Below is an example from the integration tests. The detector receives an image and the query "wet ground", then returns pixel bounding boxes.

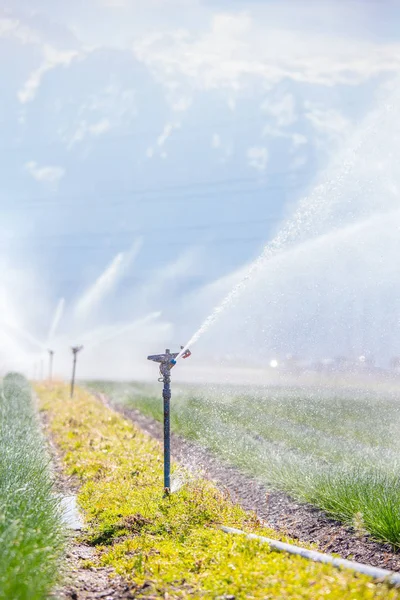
[41,412,136,600]
[100,395,400,573]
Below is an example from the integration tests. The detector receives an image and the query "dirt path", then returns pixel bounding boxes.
[98,395,400,573]
[41,412,136,600]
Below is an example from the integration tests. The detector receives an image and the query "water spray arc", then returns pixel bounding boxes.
[147,347,191,495]
[70,346,83,398]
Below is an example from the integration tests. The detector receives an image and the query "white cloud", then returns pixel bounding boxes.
[25,161,65,185]
[247,146,269,171]
[171,97,192,112]
[211,133,221,148]
[133,11,400,94]
[67,118,111,147]
[89,118,111,135]
[146,121,180,159]
[292,133,308,148]
[210,133,233,163]
[305,103,350,141]
[0,17,41,46]
[80,85,137,121]
[18,45,79,104]
[61,85,136,148]
[261,93,297,127]
[157,121,180,147]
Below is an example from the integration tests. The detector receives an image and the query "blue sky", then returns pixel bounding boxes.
[1,0,400,377]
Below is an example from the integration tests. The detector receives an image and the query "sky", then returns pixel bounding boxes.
[1,0,400,379]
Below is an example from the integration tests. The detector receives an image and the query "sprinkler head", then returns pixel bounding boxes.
[148,347,192,365]
[148,347,192,376]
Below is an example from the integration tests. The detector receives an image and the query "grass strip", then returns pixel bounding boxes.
[0,373,64,600]
[37,383,400,599]
[91,382,400,548]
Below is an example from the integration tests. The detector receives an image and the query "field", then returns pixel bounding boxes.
[37,383,400,599]
[89,380,400,548]
[1,374,398,597]
[0,374,63,600]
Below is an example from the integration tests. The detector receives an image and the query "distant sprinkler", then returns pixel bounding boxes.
[147,346,191,495]
[70,345,84,398]
[48,349,54,382]
[270,359,279,369]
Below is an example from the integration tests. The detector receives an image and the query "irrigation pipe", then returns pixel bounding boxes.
[220,526,400,587]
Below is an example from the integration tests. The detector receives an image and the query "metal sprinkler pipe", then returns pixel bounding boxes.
[70,346,83,398]
[147,347,191,495]
[220,526,400,587]
[48,349,54,382]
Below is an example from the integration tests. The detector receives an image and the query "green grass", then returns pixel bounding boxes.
[38,384,400,599]
[0,374,64,600]
[89,380,400,548]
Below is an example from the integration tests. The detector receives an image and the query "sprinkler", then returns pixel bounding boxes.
[147,347,191,495]
[70,345,83,398]
[48,349,54,382]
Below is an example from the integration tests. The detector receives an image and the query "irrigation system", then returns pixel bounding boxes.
[70,345,83,398]
[47,349,54,382]
[221,526,400,587]
[147,347,191,494]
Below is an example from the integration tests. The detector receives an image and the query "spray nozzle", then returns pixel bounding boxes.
[148,346,192,375]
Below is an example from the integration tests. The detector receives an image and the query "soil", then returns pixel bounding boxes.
[40,412,137,600]
[97,395,400,573]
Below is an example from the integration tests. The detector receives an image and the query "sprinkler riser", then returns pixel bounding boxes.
[147,347,191,495]
[163,375,171,494]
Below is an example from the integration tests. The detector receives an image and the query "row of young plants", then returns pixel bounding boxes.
[0,374,63,600]
[38,383,399,599]
[89,381,400,548]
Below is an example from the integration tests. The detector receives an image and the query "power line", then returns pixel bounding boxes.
[7,234,272,252]
[2,177,307,211]
[6,216,281,242]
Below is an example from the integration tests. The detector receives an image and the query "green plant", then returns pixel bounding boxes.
[38,384,400,599]
[89,380,400,547]
[0,374,64,599]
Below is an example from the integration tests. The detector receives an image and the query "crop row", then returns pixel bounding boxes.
[37,383,400,599]
[90,381,400,547]
[0,374,63,600]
